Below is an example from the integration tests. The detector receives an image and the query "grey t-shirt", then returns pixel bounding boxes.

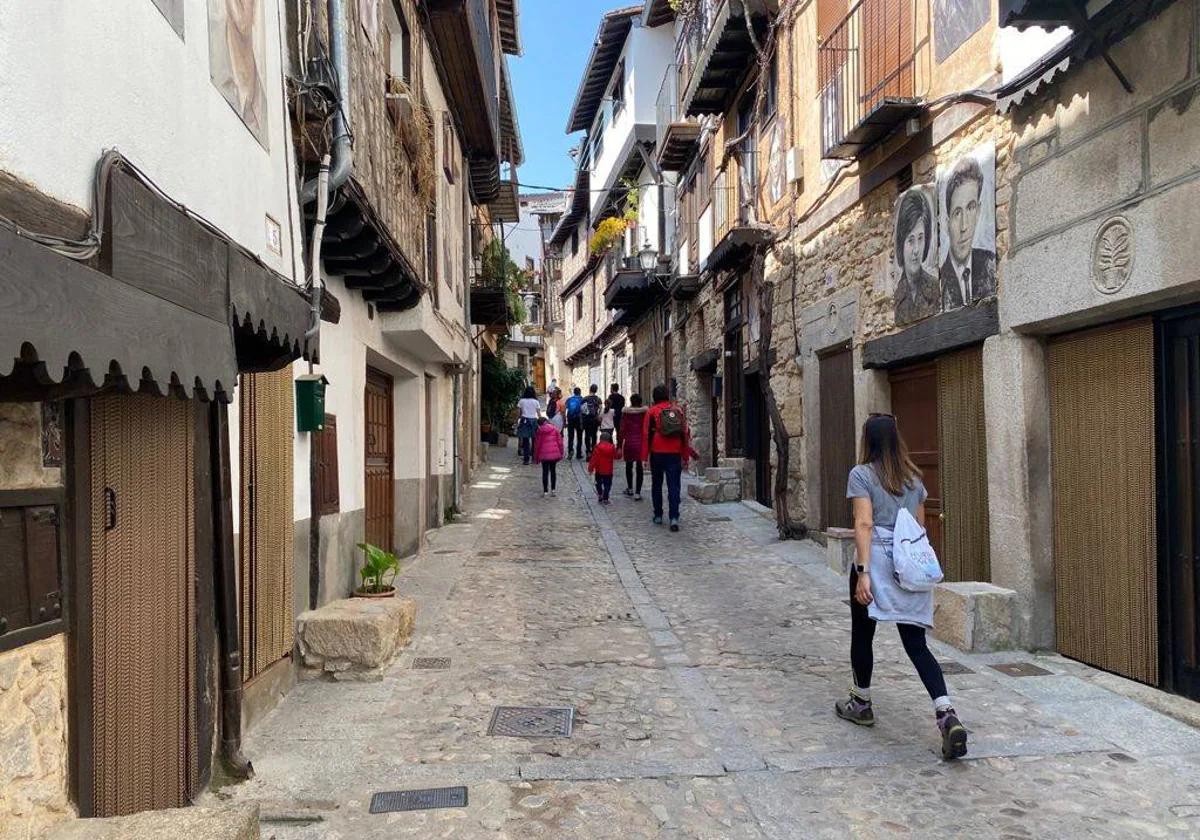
[846,464,927,530]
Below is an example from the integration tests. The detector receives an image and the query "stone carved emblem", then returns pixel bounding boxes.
[826,302,838,336]
[1091,217,1134,295]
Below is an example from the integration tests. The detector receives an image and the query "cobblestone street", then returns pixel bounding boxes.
[219,452,1200,839]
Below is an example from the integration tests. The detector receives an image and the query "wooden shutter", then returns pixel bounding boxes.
[1050,318,1157,684]
[862,0,915,106]
[314,414,340,516]
[817,0,849,39]
[0,497,62,639]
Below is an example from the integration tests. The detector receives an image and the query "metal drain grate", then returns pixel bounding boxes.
[938,661,974,675]
[487,706,574,738]
[412,657,451,670]
[990,662,1053,678]
[369,787,468,813]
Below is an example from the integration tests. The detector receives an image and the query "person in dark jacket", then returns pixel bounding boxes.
[617,393,647,500]
[607,383,626,430]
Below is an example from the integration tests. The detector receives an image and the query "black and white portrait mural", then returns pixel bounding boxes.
[934,0,990,63]
[892,184,940,326]
[938,143,997,312]
[208,0,268,148]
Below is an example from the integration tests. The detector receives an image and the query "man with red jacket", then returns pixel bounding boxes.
[642,383,690,531]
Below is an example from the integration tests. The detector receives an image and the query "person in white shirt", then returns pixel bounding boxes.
[516,387,541,466]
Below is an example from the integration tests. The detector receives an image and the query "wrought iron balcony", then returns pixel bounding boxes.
[657,64,702,172]
[817,0,925,159]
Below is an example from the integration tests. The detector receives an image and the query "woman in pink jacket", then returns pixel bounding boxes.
[532,417,566,498]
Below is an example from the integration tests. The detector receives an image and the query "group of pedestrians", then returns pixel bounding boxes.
[525,381,691,531]
[523,381,968,759]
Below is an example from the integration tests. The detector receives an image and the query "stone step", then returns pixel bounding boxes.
[933,582,1017,653]
[296,594,416,681]
[48,804,258,840]
[704,467,740,482]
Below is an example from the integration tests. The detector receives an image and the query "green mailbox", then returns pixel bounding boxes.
[295,374,328,432]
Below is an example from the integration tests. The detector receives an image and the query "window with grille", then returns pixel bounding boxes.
[0,490,63,652]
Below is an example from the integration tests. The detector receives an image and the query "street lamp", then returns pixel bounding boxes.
[638,239,658,274]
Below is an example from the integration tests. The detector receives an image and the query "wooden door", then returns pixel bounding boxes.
[819,348,856,530]
[937,347,990,582]
[711,393,720,468]
[425,375,439,530]
[1050,319,1157,685]
[746,373,772,506]
[364,368,395,552]
[1163,311,1200,699]
[889,362,942,558]
[85,395,198,816]
[239,368,296,682]
[533,357,546,395]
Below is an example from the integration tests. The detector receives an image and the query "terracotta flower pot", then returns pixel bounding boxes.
[352,586,396,599]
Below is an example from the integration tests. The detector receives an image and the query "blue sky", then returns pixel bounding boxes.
[510,0,627,192]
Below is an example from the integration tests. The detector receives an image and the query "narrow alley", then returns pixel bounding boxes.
[220,450,1200,839]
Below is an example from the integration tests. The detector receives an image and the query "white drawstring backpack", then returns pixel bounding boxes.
[891,507,944,592]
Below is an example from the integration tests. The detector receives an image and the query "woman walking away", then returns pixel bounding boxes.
[836,414,968,760]
[617,394,647,499]
[516,386,540,466]
[588,430,617,504]
[532,417,564,498]
[547,388,565,435]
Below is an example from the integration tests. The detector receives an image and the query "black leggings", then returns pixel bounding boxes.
[625,459,644,493]
[849,569,947,701]
[541,461,558,492]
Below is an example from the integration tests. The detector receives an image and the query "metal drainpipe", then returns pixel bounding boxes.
[212,401,253,779]
[306,160,330,611]
[300,0,353,204]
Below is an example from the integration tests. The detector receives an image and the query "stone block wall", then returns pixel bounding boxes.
[762,109,1019,525]
[0,635,74,838]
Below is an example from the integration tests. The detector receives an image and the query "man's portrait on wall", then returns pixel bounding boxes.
[892,184,941,326]
[937,143,997,311]
[208,0,269,148]
[934,0,990,64]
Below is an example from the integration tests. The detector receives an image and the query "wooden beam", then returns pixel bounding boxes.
[862,300,999,369]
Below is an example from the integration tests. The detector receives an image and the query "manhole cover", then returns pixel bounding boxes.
[487,706,574,738]
[369,787,468,813]
[990,662,1053,678]
[412,657,450,670]
[707,516,732,522]
[939,661,974,675]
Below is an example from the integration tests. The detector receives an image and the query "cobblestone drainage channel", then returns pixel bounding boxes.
[487,706,575,738]
[369,787,468,813]
[411,657,451,670]
[990,662,1054,677]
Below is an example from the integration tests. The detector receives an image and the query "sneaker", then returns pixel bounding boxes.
[551,490,557,497]
[937,710,968,760]
[542,491,549,499]
[624,488,634,497]
[652,515,663,525]
[835,694,875,727]
[634,494,642,501]
[669,518,680,532]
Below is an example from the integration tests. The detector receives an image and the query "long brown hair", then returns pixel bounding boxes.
[858,414,921,496]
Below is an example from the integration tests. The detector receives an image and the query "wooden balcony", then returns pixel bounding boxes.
[680,0,778,117]
[656,64,702,172]
[817,0,925,160]
[426,0,503,200]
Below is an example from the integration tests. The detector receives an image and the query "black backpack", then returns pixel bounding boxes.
[657,405,685,438]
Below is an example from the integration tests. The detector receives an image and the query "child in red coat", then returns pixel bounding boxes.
[532,418,565,498]
[588,430,618,504]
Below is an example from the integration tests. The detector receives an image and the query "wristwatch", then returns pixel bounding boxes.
[855,565,868,574]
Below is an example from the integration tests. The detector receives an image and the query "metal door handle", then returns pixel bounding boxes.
[104,487,117,531]
[938,513,945,521]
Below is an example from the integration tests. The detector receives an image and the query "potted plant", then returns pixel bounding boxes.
[353,542,400,598]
